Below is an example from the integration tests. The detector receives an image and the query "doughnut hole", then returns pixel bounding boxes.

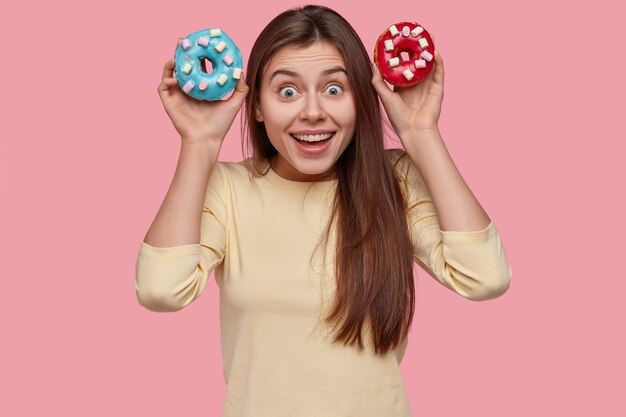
[399,50,415,62]
[200,58,214,74]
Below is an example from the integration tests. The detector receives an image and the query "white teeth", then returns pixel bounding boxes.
[292,133,334,142]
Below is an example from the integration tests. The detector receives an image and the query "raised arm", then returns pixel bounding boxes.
[134,51,246,311]
[134,144,228,312]
[143,143,219,248]
[373,47,512,301]
[390,149,512,301]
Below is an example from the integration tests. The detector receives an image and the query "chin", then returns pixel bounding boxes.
[293,160,333,174]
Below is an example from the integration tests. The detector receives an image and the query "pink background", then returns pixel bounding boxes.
[2,0,624,415]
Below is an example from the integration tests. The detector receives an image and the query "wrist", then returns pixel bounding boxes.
[181,139,221,158]
[400,126,441,142]
[181,134,223,149]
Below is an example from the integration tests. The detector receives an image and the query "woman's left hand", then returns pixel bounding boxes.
[371,48,444,138]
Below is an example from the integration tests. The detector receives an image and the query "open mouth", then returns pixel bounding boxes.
[290,133,335,145]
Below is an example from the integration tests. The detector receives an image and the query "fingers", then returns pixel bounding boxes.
[159,37,184,94]
[157,77,179,102]
[228,74,250,107]
[370,62,394,106]
[234,74,249,93]
[158,77,178,91]
[432,49,444,88]
[162,38,183,80]
[159,58,178,99]
[162,57,176,80]
[429,32,444,87]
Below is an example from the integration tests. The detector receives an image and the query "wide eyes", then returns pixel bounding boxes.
[279,86,297,98]
[325,84,343,96]
[278,83,344,98]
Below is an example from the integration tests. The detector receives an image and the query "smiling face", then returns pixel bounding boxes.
[255,41,357,182]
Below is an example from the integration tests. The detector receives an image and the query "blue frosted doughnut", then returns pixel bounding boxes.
[174,28,243,101]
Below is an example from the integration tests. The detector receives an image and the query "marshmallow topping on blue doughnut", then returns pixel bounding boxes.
[174,28,243,101]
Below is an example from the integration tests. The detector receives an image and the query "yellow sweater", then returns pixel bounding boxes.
[134,149,512,417]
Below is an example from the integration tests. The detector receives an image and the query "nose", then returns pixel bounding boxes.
[299,93,327,122]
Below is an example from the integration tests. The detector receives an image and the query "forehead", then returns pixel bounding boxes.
[264,41,346,73]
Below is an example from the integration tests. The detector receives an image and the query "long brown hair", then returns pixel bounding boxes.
[242,4,415,355]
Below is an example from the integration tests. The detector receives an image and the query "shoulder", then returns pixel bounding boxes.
[385,148,416,173]
[203,158,264,214]
[208,158,268,196]
[211,159,255,185]
[384,148,412,180]
[384,148,428,200]
[385,147,407,162]
[217,158,266,176]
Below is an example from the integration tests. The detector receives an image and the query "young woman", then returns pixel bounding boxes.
[135,5,512,416]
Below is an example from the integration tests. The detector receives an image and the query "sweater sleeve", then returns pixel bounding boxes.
[133,162,229,312]
[388,149,513,301]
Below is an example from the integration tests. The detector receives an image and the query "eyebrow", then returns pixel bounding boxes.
[268,66,347,83]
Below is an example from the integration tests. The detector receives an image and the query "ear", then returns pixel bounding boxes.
[255,105,264,122]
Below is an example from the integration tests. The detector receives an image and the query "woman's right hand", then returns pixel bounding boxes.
[157,38,250,147]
